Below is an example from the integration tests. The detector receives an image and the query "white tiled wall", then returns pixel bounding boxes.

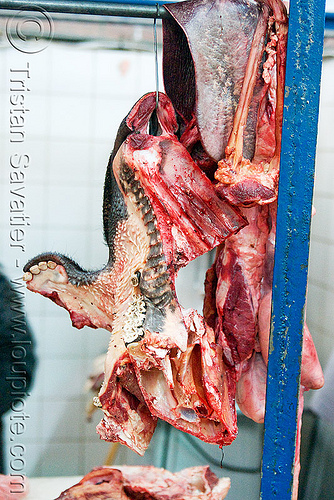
[307,57,334,370]
[0,40,163,478]
[0,23,333,500]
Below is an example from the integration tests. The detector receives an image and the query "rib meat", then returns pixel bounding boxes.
[54,465,231,500]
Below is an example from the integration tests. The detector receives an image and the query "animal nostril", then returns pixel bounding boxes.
[131,271,141,287]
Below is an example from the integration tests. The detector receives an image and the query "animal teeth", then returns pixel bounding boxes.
[23,271,33,282]
[38,261,47,270]
[47,261,57,269]
[30,265,41,275]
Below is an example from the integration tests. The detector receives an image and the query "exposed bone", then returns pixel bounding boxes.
[30,265,41,275]
[226,10,269,167]
[23,271,33,282]
[38,261,48,271]
[93,396,102,408]
[48,261,57,269]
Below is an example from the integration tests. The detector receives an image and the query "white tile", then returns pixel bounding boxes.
[309,329,334,370]
[25,290,44,317]
[95,50,138,99]
[40,296,70,319]
[4,399,44,442]
[23,443,46,477]
[319,59,334,106]
[41,358,86,399]
[314,151,334,197]
[24,228,50,264]
[39,442,82,476]
[48,139,91,184]
[24,93,50,139]
[45,186,89,229]
[0,95,7,138]
[308,239,328,284]
[43,314,85,359]
[91,141,110,184]
[20,184,48,231]
[26,314,46,357]
[49,95,93,140]
[41,399,86,441]
[83,440,113,470]
[306,282,326,330]
[83,405,104,441]
[28,359,45,398]
[85,184,104,228]
[176,253,210,311]
[321,288,334,335]
[136,51,160,98]
[81,327,110,361]
[317,103,334,151]
[25,48,51,94]
[92,96,134,142]
[0,179,8,227]
[3,440,46,477]
[0,51,6,91]
[50,45,94,96]
[5,50,32,89]
[18,138,49,183]
[310,197,334,242]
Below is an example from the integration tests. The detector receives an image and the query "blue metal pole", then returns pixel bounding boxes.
[260,0,326,499]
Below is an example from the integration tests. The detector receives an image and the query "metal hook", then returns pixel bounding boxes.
[154,3,159,110]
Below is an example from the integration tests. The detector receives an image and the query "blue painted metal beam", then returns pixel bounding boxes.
[260,0,326,499]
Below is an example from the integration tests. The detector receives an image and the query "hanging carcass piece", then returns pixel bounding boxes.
[54,465,231,500]
[163,0,286,178]
[163,2,324,496]
[164,0,323,408]
[162,0,291,390]
[23,92,246,454]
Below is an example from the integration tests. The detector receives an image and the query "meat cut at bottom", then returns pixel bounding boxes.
[54,465,231,500]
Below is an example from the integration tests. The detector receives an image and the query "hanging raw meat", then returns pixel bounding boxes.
[54,465,231,500]
[162,0,323,408]
[0,475,28,500]
[23,2,324,496]
[23,91,245,454]
[162,0,323,497]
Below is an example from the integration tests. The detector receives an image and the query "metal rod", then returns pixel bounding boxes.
[0,0,173,18]
[260,0,326,498]
[153,8,159,108]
